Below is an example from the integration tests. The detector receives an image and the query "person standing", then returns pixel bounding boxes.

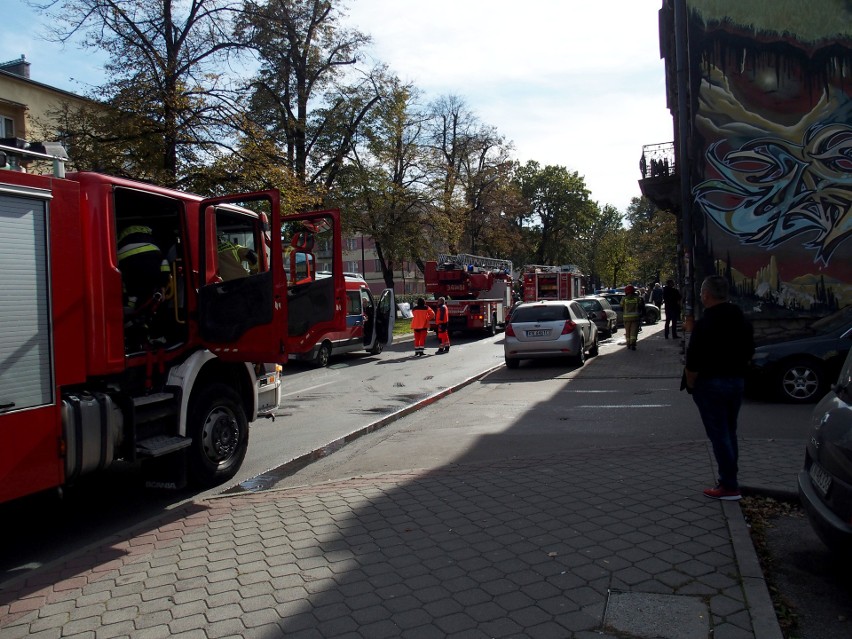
[662,279,682,339]
[435,297,451,353]
[621,285,642,350]
[410,298,435,358]
[651,282,664,307]
[683,275,754,500]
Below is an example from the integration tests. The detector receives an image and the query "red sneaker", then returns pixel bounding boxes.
[703,486,741,501]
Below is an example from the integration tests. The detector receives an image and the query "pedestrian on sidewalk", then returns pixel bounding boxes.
[410,297,435,357]
[435,297,451,353]
[683,275,754,501]
[651,282,663,307]
[662,279,682,339]
[621,285,642,350]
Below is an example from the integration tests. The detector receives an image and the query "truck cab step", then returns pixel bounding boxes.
[136,435,192,458]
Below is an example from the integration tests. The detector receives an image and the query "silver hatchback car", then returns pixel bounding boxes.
[504,300,598,369]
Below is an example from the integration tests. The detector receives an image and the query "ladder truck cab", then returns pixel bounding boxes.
[522,264,585,302]
[424,253,514,336]
[0,141,342,505]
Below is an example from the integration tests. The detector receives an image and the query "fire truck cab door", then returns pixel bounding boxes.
[197,191,286,362]
[364,288,395,351]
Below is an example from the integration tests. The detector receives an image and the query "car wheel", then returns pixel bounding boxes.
[314,341,332,367]
[777,359,825,403]
[574,339,586,366]
[505,357,519,369]
[187,384,248,487]
[589,335,599,357]
[645,309,659,324]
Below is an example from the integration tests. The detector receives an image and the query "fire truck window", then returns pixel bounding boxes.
[346,291,361,316]
[215,210,263,281]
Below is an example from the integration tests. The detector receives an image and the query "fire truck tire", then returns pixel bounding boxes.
[487,314,497,336]
[187,384,249,487]
[314,342,332,367]
[369,340,384,355]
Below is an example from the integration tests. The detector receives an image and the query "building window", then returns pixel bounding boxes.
[1,117,14,138]
[374,259,382,272]
[345,237,358,251]
[344,260,360,273]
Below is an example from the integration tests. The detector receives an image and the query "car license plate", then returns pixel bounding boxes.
[809,462,832,495]
[526,329,550,337]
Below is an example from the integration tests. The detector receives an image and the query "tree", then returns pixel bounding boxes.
[579,203,624,291]
[624,196,678,285]
[331,77,430,289]
[36,0,250,187]
[513,161,595,266]
[238,0,378,191]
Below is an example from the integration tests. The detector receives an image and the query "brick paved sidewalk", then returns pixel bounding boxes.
[1,441,774,639]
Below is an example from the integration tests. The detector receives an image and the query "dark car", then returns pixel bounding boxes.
[575,296,618,337]
[798,347,852,556]
[599,292,661,326]
[504,300,598,369]
[748,306,852,403]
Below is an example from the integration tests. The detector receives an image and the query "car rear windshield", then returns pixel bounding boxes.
[512,305,569,322]
[577,300,599,312]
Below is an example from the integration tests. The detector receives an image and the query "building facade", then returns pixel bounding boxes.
[641,0,851,330]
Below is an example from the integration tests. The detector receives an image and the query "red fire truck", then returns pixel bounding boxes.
[0,142,345,504]
[424,253,514,336]
[522,264,584,302]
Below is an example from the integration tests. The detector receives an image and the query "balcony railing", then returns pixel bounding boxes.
[639,142,676,179]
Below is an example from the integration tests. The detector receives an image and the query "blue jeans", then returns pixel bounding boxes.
[692,376,744,490]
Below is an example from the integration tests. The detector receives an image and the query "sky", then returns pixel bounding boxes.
[1,0,673,214]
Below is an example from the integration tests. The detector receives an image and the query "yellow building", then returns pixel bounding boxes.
[0,55,91,144]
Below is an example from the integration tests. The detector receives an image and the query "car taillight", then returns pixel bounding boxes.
[562,320,577,334]
[506,323,516,337]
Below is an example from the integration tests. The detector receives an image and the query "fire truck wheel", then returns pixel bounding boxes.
[187,384,249,487]
[487,315,497,336]
[314,342,332,367]
[369,340,384,355]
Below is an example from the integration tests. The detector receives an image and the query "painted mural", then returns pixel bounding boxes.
[688,0,851,315]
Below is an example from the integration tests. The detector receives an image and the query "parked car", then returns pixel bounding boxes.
[599,292,661,326]
[798,346,852,557]
[748,306,852,403]
[575,296,618,337]
[504,300,598,369]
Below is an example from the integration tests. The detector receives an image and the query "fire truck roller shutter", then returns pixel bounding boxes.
[0,193,52,411]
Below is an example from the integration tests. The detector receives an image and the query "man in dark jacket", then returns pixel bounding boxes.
[662,279,682,338]
[683,275,754,500]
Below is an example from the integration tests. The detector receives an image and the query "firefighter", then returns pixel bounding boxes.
[435,296,451,353]
[410,297,435,357]
[117,225,170,312]
[622,285,643,350]
[218,236,259,280]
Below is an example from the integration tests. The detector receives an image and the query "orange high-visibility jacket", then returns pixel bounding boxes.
[411,306,435,330]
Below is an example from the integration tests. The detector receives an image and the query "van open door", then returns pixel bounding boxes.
[197,190,287,362]
[364,288,395,354]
